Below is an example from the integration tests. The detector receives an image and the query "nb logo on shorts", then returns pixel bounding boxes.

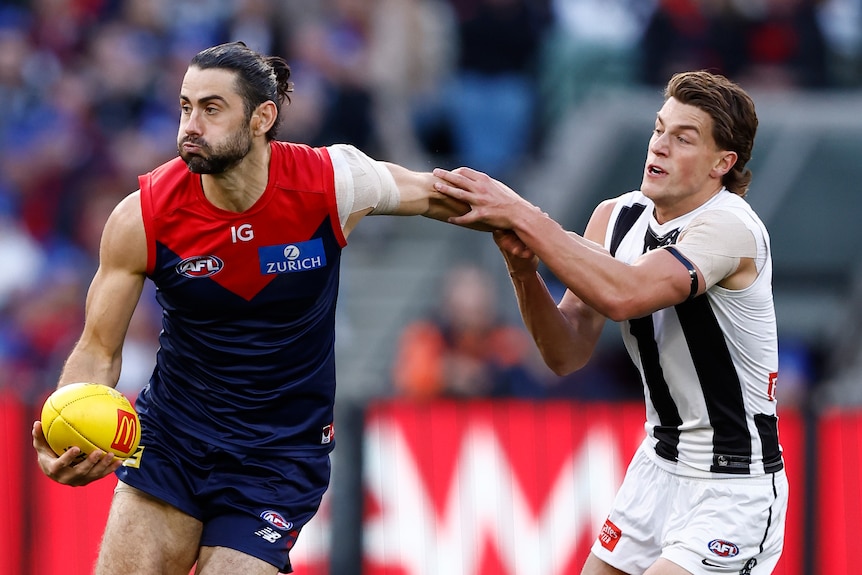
[255,527,283,544]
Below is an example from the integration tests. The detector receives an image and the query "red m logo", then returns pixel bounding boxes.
[112,410,138,453]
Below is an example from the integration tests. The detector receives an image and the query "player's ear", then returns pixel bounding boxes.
[252,100,277,136]
[711,150,737,179]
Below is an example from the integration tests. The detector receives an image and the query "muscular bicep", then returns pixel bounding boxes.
[62,193,148,386]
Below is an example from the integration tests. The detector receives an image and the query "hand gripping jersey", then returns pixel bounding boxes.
[606,189,783,477]
[137,141,346,455]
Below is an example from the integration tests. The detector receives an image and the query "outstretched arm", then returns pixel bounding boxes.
[384,162,477,223]
[433,167,700,320]
[33,191,147,486]
[329,145,493,237]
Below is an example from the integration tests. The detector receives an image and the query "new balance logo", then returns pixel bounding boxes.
[255,527,282,543]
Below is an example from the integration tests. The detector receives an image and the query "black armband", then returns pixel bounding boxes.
[665,246,698,300]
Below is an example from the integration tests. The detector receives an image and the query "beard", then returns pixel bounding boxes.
[178,127,253,174]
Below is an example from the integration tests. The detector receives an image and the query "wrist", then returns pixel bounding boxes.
[508,267,537,281]
[511,203,549,237]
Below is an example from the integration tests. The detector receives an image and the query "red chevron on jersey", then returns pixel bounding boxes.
[139,142,345,301]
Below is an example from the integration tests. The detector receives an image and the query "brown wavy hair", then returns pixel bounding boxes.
[665,71,758,197]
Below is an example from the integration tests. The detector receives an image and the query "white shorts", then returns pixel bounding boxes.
[591,444,788,574]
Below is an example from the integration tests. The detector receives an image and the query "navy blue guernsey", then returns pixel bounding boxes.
[137,141,347,455]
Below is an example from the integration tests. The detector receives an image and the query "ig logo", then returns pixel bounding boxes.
[231,224,254,243]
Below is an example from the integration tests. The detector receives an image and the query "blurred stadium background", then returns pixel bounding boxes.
[1,0,861,574]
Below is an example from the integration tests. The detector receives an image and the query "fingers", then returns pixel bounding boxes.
[432,179,465,202]
[433,167,525,231]
[32,420,54,455]
[33,420,121,486]
[446,212,481,227]
[493,230,537,265]
[494,230,527,253]
[75,451,123,481]
[433,166,485,184]
[51,450,121,487]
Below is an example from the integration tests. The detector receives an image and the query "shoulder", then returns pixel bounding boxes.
[271,141,339,186]
[687,208,750,233]
[139,157,196,214]
[257,141,336,175]
[141,156,190,188]
[600,190,653,226]
[616,189,651,209]
[105,191,144,239]
[584,191,648,243]
[325,143,376,172]
[695,191,768,241]
[273,140,333,165]
[591,190,648,220]
[101,191,147,272]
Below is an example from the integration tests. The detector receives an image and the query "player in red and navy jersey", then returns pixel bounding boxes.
[434,71,788,574]
[31,42,478,575]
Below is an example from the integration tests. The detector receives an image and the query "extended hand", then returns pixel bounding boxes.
[433,167,536,230]
[32,420,123,487]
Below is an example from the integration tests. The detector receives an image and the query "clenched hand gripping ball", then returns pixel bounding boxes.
[41,382,141,464]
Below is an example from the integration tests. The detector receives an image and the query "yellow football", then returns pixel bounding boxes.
[41,382,141,464]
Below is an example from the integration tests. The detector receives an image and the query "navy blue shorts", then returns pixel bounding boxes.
[115,413,331,573]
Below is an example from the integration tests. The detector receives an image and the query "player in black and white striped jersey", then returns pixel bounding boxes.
[433,70,788,575]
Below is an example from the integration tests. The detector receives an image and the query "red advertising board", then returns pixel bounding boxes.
[816,409,862,572]
[0,393,811,575]
[0,392,328,575]
[362,401,805,575]
[1,393,25,574]
[776,408,805,575]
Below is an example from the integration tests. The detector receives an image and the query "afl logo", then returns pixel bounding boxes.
[176,255,224,278]
[708,539,739,557]
[260,510,292,531]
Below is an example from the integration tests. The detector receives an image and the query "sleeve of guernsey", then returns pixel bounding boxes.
[327,143,401,230]
[674,210,759,289]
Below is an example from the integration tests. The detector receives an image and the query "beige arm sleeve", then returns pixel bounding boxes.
[328,144,401,230]
[675,210,758,288]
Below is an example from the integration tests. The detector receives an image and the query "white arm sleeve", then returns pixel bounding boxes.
[675,210,758,288]
[327,143,401,230]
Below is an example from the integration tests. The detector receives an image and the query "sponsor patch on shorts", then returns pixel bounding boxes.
[598,517,622,551]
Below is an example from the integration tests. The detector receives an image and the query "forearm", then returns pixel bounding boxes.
[512,210,639,321]
[507,270,597,376]
[425,196,495,232]
[57,339,122,388]
[385,164,493,230]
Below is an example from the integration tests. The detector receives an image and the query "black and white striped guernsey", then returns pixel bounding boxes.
[605,189,783,477]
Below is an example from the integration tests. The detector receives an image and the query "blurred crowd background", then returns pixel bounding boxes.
[1,0,861,407]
